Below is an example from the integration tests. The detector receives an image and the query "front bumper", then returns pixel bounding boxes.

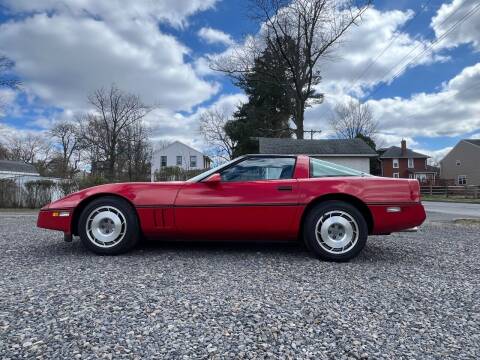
[37,209,73,234]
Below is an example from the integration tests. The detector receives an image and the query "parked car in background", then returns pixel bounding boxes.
[37,155,426,261]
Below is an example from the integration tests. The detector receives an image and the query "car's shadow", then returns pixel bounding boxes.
[38,235,416,265]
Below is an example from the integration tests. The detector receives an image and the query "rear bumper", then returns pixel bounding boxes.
[37,209,73,234]
[369,203,426,235]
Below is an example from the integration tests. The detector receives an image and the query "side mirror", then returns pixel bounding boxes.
[205,173,221,184]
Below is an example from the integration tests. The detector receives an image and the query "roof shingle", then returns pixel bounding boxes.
[258,137,377,156]
[464,139,480,148]
[0,160,39,174]
[379,146,428,159]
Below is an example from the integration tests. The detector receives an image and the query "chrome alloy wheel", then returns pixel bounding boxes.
[86,206,127,248]
[315,210,359,254]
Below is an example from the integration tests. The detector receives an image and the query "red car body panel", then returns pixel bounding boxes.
[37,155,426,240]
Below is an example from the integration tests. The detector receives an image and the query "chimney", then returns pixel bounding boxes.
[401,139,407,156]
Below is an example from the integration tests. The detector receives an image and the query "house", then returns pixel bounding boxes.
[379,140,435,182]
[0,160,39,179]
[257,137,377,173]
[151,141,211,181]
[440,139,480,185]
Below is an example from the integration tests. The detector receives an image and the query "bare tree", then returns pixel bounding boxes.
[7,133,52,164]
[0,55,21,90]
[212,0,370,139]
[330,99,378,140]
[49,120,81,178]
[79,84,151,181]
[120,120,152,181]
[199,108,238,160]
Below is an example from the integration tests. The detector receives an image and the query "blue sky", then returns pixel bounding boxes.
[0,0,479,162]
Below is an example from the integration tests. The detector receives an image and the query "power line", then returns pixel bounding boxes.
[389,3,480,81]
[350,0,433,88]
[365,2,480,99]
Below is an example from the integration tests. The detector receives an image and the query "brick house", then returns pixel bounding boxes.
[379,140,436,182]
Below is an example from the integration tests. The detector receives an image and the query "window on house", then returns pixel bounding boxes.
[160,156,167,167]
[190,155,197,168]
[393,172,400,178]
[456,160,461,166]
[408,158,414,168]
[408,174,414,179]
[393,159,399,168]
[458,175,467,185]
[176,156,182,166]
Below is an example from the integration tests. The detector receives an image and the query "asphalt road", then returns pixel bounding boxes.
[423,201,480,220]
[0,210,479,359]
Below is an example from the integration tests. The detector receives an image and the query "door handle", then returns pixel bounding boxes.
[277,185,293,191]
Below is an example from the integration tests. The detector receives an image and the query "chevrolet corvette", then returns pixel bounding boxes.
[37,155,426,261]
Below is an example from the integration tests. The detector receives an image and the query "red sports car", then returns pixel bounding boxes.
[37,155,426,261]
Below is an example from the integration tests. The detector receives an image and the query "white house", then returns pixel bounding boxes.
[257,138,377,173]
[151,141,211,181]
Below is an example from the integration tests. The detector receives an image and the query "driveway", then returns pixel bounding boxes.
[423,201,480,220]
[0,211,479,359]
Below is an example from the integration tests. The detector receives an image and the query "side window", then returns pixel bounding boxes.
[176,156,182,166]
[220,157,295,182]
[393,158,399,168]
[310,158,365,177]
[160,156,167,167]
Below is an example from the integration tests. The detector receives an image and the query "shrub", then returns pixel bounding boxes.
[24,180,56,208]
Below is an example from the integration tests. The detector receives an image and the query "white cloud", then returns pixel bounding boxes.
[431,0,480,50]
[147,93,247,151]
[319,7,446,95]
[0,12,219,113]
[416,146,453,164]
[0,88,17,117]
[1,0,218,28]
[198,27,234,46]
[366,62,480,138]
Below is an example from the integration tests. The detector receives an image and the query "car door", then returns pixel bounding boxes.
[174,156,301,240]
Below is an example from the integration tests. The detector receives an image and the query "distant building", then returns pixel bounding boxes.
[0,160,39,179]
[257,137,377,173]
[151,141,211,181]
[440,139,480,185]
[379,140,435,182]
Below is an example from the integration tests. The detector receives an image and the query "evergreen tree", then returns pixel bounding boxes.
[225,38,294,157]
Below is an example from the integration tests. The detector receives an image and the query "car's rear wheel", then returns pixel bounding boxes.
[303,201,368,261]
[78,196,139,255]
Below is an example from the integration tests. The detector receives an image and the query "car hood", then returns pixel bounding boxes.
[43,181,185,210]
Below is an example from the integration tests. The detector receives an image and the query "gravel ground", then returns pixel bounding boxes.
[0,213,479,359]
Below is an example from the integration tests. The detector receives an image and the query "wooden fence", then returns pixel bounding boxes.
[420,185,480,199]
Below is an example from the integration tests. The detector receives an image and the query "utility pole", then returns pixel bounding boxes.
[303,129,322,139]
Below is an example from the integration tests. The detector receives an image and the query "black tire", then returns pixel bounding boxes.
[303,201,368,262]
[78,196,140,255]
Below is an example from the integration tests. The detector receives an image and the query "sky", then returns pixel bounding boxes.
[0,0,479,163]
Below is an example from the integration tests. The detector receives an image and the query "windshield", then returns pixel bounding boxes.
[310,158,370,177]
[186,158,239,182]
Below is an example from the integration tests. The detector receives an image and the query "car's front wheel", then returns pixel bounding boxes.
[78,196,139,255]
[303,201,368,261]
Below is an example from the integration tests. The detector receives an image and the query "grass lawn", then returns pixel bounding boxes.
[454,218,480,226]
[421,195,480,204]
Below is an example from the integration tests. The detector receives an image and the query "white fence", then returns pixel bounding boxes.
[0,175,78,208]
